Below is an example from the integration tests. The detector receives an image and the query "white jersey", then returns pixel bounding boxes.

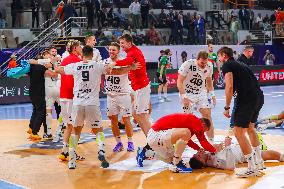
[104,58,131,96]
[93,48,102,62]
[64,60,106,106]
[206,144,245,170]
[45,55,61,88]
[178,59,213,95]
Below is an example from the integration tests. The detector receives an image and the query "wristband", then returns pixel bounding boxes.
[208,91,215,98]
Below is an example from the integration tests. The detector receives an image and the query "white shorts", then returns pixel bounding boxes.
[147,128,175,160]
[72,105,102,128]
[107,94,132,117]
[133,84,151,114]
[60,100,73,124]
[45,87,60,109]
[182,93,210,113]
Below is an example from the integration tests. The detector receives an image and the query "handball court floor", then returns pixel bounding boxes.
[0,85,284,189]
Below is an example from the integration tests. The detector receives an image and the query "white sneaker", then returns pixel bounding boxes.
[257,124,268,132]
[256,161,266,170]
[158,97,164,103]
[236,168,261,178]
[164,97,171,102]
[68,156,76,169]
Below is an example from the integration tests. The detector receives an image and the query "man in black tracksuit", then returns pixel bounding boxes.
[217,46,264,178]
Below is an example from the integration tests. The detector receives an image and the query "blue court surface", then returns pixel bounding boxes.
[0,85,283,136]
[0,180,26,189]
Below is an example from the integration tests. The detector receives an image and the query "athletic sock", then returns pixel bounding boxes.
[244,153,256,170]
[96,132,105,154]
[115,136,121,143]
[173,139,188,165]
[127,137,133,142]
[253,145,263,164]
[158,92,162,99]
[266,122,277,128]
[163,91,167,98]
[62,142,69,154]
[46,112,52,135]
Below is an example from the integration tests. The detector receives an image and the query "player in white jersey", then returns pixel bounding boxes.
[55,45,139,169]
[189,136,284,175]
[104,42,134,152]
[84,35,102,62]
[177,51,216,143]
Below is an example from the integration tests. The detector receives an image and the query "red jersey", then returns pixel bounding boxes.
[115,45,149,91]
[60,53,81,100]
[152,113,216,153]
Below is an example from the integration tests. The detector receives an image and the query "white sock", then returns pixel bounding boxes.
[115,136,121,143]
[96,132,105,153]
[163,92,167,98]
[158,92,161,98]
[128,137,133,142]
[69,147,76,162]
[244,153,256,170]
[253,145,263,164]
[46,112,52,135]
[266,122,277,128]
[280,154,284,162]
[62,142,69,154]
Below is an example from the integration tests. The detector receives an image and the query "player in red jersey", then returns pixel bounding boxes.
[58,40,83,161]
[147,113,217,173]
[110,34,153,167]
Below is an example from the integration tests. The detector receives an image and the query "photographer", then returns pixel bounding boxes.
[263,50,275,65]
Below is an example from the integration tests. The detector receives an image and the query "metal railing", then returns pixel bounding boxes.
[0,17,87,76]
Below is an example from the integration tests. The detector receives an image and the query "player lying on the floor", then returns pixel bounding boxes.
[189,136,284,171]
[146,113,222,173]
[257,110,284,132]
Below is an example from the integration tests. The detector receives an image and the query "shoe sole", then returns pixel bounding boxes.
[113,147,124,152]
[127,148,135,152]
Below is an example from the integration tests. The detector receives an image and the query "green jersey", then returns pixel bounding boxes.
[157,55,168,76]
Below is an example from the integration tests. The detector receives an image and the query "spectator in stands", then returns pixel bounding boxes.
[147,25,160,45]
[238,6,248,29]
[15,0,23,28]
[114,8,127,27]
[113,27,123,38]
[107,7,115,27]
[62,0,78,36]
[8,54,17,69]
[129,0,141,29]
[181,51,187,63]
[248,9,254,30]
[186,15,195,44]
[275,8,284,36]
[140,0,150,28]
[10,0,17,27]
[31,0,40,28]
[103,28,113,40]
[230,16,240,45]
[195,14,205,45]
[255,13,263,29]
[85,0,95,29]
[41,0,52,28]
[137,27,148,44]
[55,1,65,36]
[159,9,167,27]
[270,10,276,26]
[0,12,7,28]
[238,45,255,66]
[176,13,184,44]
[263,50,275,65]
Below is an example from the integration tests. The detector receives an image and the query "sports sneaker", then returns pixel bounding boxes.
[98,150,109,168]
[256,161,266,170]
[53,131,62,143]
[127,142,135,152]
[236,168,261,178]
[27,128,32,134]
[164,97,171,102]
[75,153,86,161]
[58,152,69,161]
[43,133,53,140]
[30,134,42,141]
[136,147,146,167]
[113,142,124,152]
[68,156,76,169]
[158,97,164,103]
[169,161,193,173]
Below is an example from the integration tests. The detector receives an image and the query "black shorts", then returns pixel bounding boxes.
[233,92,264,128]
[156,72,167,85]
